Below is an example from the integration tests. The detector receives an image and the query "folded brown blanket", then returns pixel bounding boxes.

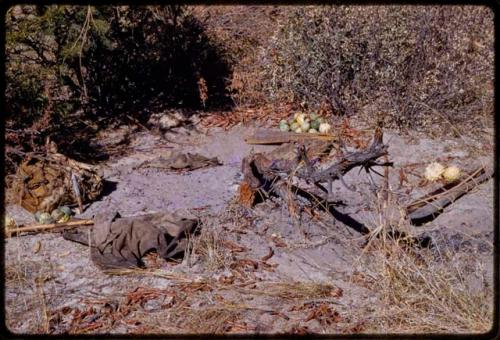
[63,211,198,270]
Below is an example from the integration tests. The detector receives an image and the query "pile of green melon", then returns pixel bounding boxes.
[279,112,332,134]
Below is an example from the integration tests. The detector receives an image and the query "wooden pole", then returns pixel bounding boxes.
[6,219,94,237]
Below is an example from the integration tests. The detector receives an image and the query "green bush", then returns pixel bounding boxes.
[260,6,494,132]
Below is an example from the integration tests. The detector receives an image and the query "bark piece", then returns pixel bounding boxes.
[238,180,257,208]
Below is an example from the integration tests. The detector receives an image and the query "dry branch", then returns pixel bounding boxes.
[240,127,390,234]
[6,219,94,237]
[242,127,390,199]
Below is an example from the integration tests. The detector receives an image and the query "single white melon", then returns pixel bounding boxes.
[424,162,445,182]
[442,165,461,182]
[301,121,310,131]
[319,123,332,134]
[296,113,307,125]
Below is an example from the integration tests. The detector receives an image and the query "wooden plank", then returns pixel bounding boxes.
[244,129,337,145]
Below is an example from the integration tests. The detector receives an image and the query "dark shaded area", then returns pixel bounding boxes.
[85,6,233,122]
[99,179,118,198]
[293,185,434,249]
[327,205,371,235]
[409,213,442,227]
[5,5,234,171]
[50,123,111,164]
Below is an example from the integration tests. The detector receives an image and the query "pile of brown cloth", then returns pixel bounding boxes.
[138,151,221,171]
[62,211,198,270]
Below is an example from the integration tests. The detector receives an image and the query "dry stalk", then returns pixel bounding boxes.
[35,277,50,333]
[407,165,486,210]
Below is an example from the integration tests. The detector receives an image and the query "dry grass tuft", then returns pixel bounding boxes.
[180,307,241,334]
[358,190,493,333]
[128,301,247,334]
[370,246,493,333]
[251,281,342,300]
[5,241,57,333]
[184,223,233,271]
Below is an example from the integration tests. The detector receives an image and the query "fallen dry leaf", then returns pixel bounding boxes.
[271,236,287,248]
[218,274,236,285]
[260,247,274,262]
[228,321,256,333]
[289,325,311,334]
[221,240,248,252]
[33,240,41,253]
[329,287,343,298]
[305,303,341,326]
[231,258,259,270]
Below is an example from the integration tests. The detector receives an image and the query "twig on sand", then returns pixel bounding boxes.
[6,219,94,237]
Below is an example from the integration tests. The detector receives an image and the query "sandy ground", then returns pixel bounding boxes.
[4,121,495,334]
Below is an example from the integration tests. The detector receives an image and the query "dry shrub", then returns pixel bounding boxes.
[260,5,494,135]
[189,5,289,107]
